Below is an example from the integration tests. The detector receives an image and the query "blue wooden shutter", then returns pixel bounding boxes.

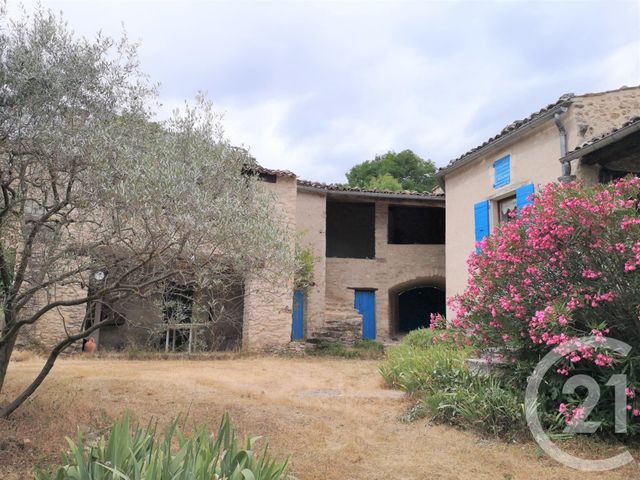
[474,200,490,252]
[516,183,535,211]
[292,290,305,340]
[493,155,510,188]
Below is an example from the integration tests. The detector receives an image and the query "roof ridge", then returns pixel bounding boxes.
[573,84,640,99]
[297,178,444,198]
[438,85,640,177]
[437,94,573,175]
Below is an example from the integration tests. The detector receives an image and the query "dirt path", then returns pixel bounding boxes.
[0,355,637,479]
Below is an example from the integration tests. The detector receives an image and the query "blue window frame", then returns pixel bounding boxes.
[493,155,510,188]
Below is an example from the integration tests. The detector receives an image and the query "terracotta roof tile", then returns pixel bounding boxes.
[245,164,443,198]
[565,115,640,156]
[438,93,574,174]
[297,179,444,198]
[243,164,297,178]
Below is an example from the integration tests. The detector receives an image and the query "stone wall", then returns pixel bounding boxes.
[294,190,327,336]
[569,87,640,143]
[242,175,297,350]
[325,200,445,340]
[17,283,88,350]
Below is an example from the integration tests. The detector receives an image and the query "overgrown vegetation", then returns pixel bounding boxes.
[380,328,526,438]
[294,243,317,294]
[37,413,289,480]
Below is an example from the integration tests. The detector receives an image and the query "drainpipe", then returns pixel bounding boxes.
[554,107,575,182]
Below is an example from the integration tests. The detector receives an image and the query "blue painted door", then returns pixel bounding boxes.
[292,290,305,340]
[354,290,376,339]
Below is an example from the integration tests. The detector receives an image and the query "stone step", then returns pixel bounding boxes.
[325,302,358,312]
[325,312,361,322]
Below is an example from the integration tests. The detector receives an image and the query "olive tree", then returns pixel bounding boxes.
[0,7,290,417]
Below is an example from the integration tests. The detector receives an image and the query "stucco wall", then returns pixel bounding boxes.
[242,175,297,350]
[443,87,640,318]
[444,121,566,316]
[295,189,327,336]
[325,200,445,340]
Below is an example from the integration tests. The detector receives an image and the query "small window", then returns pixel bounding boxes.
[493,155,510,188]
[498,195,517,223]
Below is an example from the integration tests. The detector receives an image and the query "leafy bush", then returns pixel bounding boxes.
[37,413,289,480]
[380,339,470,395]
[424,376,526,439]
[380,334,525,437]
[401,327,452,350]
[447,177,640,437]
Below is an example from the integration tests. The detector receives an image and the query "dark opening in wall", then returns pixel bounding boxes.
[388,206,445,244]
[326,201,375,258]
[257,172,277,183]
[397,286,446,332]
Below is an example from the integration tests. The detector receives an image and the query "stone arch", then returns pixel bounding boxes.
[389,275,446,334]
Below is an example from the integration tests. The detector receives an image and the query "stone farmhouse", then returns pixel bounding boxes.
[21,85,640,352]
[435,85,640,317]
[21,164,446,352]
[265,169,445,345]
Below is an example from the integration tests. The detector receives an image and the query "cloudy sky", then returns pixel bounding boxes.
[8,0,640,182]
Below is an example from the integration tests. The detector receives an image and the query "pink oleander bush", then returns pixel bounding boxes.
[444,176,640,437]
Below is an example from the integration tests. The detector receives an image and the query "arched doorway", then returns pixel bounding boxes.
[389,277,446,334]
[397,286,445,332]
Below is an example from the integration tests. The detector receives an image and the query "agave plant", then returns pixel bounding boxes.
[37,413,289,480]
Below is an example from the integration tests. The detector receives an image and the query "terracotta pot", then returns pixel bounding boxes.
[84,337,96,354]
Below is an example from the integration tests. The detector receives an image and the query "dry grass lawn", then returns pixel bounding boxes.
[0,353,638,479]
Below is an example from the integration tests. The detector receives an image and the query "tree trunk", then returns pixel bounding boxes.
[0,334,70,418]
[0,318,106,418]
[0,330,17,395]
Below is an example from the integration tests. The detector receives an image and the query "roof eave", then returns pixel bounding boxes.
[435,104,570,180]
[560,120,640,163]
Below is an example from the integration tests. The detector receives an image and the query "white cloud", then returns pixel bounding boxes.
[596,40,640,90]
[6,0,640,183]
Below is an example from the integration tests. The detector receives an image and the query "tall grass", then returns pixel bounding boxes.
[37,413,289,480]
[380,329,526,438]
[379,334,470,394]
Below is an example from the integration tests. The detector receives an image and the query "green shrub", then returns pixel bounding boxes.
[424,375,526,439]
[401,328,451,350]
[381,333,525,438]
[37,413,289,480]
[379,341,470,394]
